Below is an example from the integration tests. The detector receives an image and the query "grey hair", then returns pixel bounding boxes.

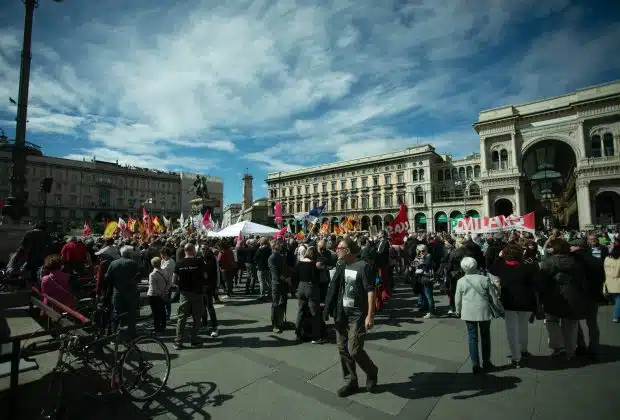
[120,245,135,258]
[460,257,478,274]
[416,244,427,251]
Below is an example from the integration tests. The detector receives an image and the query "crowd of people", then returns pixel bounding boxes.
[1,222,619,397]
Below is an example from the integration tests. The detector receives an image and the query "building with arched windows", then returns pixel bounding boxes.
[475,80,620,230]
[266,145,484,233]
[266,80,620,233]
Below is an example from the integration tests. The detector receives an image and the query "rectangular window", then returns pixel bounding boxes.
[313,184,318,193]
[397,172,404,184]
[351,178,357,189]
[362,197,369,209]
[384,194,392,206]
[373,196,380,208]
[362,177,368,188]
[385,174,392,185]
[341,180,346,190]
[331,181,337,191]
[373,176,379,186]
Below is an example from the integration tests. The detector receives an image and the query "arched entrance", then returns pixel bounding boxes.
[522,139,578,228]
[435,211,448,232]
[287,219,296,233]
[466,210,480,218]
[361,215,371,231]
[449,210,462,232]
[595,191,620,225]
[494,199,513,217]
[414,213,427,232]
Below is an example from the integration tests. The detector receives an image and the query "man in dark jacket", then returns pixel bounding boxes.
[324,238,378,398]
[104,245,141,339]
[268,242,286,333]
[570,238,603,359]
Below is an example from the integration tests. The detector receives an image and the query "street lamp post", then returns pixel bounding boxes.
[4,0,63,223]
[340,191,349,220]
[455,179,472,231]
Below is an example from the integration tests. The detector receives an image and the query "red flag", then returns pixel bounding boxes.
[201,209,212,229]
[387,204,409,246]
[83,221,92,236]
[273,226,288,239]
[236,229,243,247]
[274,201,282,224]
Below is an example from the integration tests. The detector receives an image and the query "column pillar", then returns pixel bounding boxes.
[576,179,593,230]
[480,136,488,173]
[576,121,587,161]
[482,189,490,217]
[514,186,523,215]
[510,132,518,168]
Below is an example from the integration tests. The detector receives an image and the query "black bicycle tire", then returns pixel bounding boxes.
[40,369,66,420]
[119,335,170,402]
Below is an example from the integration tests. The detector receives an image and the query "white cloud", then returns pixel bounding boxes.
[0,0,618,177]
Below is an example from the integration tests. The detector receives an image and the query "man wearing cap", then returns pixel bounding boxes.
[324,238,378,397]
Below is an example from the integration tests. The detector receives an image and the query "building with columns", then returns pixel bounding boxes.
[475,80,620,230]
[266,145,483,233]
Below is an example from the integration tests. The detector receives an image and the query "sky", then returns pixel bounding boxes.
[1,0,619,206]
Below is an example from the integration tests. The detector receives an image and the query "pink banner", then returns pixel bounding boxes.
[274,201,283,224]
[454,212,535,234]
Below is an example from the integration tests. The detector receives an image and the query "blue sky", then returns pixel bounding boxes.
[1,0,619,205]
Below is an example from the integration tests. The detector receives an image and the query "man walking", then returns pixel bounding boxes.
[324,238,378,397]
[173,243,207,350]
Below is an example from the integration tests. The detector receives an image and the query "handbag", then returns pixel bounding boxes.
[465,276,504,319]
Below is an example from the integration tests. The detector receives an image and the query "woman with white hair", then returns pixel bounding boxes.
[413,244,435,318]
[455,257,503,374]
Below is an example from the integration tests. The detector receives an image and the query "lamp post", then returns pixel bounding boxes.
[340,191,349,219]
[455,179,472,231]
[3,0,64,223]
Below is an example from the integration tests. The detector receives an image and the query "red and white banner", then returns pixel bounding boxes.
[453,212,535,234]
[387,204,409,245]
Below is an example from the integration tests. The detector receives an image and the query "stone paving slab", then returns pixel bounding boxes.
[2,281,620,420]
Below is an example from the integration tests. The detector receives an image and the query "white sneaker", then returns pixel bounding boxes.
[423,313,434,319]
[210,330,219,338]
[447,310,455,315]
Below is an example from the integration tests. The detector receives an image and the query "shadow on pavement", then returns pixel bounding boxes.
[375,371,522,400]
[365,329,419,341]
[520,344,620,371]
[140,381,234,419]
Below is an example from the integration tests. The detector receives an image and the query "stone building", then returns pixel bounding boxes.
[476,80,620,230]
[222,203,242,226]
[0,142,224,228]
[266,145,483,233]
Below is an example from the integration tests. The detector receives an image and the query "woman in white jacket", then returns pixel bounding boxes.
[456,257,503,374]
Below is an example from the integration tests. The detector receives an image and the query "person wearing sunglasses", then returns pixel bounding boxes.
[324,238,378,398]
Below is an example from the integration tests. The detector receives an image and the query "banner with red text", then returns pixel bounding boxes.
[453,212,535,234]
[387,204,410,245]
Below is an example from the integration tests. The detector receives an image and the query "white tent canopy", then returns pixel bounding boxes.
[208,221,279,237]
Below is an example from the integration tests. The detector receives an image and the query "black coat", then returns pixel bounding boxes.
[537,254,594,319]
[493,261,538,312]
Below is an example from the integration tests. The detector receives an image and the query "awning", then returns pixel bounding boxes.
[414,213,426,223]
[436,213,448,223]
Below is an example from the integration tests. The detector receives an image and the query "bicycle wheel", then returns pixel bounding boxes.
[119,335,170,401]
[40,370,66,420]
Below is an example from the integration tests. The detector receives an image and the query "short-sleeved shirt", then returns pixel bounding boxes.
[174,257,207,294]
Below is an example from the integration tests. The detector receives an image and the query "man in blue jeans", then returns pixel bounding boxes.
[413,245,435,318]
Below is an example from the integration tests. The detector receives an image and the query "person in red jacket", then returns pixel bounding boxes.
[217,241,236,297]
[61,237,87,273]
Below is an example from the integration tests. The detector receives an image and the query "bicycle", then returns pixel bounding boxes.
[26,304,171,419]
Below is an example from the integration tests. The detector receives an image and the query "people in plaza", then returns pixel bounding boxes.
[295,246,323,343]
[147,257,170,335]
[537,239,592,361]
[324,238,378,397]
[217,241,236,297]
[40,254,77,313]
[490,243,539,368]
[255,237,272,300]
[268,241,287,333]
[103,245,141,339]
[604,242,620,323]
[201,245,219,337]
[173,243,208,349]
[413,244,436,318]
[455,256,502,374]
[160,248,176,320]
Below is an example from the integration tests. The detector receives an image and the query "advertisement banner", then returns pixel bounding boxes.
[453,212,535,234]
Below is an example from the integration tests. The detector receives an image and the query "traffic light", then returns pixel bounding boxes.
[41,177,53,193]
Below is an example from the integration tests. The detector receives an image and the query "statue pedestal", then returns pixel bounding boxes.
[0,223,30,263]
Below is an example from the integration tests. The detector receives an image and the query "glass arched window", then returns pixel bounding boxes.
[437,170,444,181]
[445,169,451,180]
[466,166,473,179]
[500,149,508,169]
[458,167,465,179]
[591,135,601,158]
[491,151,499,170]
[474,165,481,178]
[415,187,424,204]
[603,133,615,157]
[469,183,481,196]
[412,170,418,181]
[440,186,449,198]
[454,186,464,198]
[452,168,458,179]
[419,169,425,180]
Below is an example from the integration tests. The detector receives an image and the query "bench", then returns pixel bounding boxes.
[0,288,91,418]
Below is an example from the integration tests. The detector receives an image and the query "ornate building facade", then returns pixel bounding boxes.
[267,80,620,233]
[266,145,483,233]
[476,80,620,230]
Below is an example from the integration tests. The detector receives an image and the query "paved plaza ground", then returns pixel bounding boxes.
[1,282,619,420]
